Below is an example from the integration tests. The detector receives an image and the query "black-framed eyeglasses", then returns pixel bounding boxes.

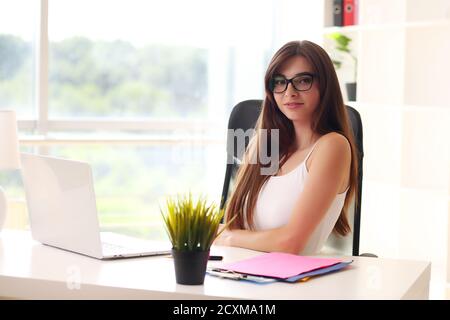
[269,72,317,93]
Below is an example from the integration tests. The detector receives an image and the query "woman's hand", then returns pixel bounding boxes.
[213,224,233,246]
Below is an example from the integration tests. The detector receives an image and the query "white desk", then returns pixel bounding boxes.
[0,230,430,300]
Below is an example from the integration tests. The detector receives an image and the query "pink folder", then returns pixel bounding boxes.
[219,252,342,279]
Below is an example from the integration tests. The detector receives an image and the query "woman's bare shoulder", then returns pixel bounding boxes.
[310,132,351,165]
[317,132,350,150]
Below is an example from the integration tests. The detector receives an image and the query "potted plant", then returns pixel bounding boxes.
[160,193,233,285]
[327,32,357,101]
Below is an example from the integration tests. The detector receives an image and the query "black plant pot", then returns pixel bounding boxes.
[172,249,210,285]
[346,82,357,101]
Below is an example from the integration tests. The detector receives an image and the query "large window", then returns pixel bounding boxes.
[0,0,277,240]
[47,0,274,119]
[0,0,321,240]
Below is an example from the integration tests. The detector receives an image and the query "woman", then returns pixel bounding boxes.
[214,40,358,255]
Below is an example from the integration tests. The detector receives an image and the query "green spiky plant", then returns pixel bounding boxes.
[327,32,357,83]
[160,193,235,251]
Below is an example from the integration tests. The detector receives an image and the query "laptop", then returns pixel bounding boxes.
[20,153,172,260]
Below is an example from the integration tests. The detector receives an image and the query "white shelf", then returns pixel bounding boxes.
[323,25,361,34]
[322,0,450,120]
[323,19,450,34]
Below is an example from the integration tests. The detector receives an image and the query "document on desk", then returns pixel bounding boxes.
[211,252,352,282]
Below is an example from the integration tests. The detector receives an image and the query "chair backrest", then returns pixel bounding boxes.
[220,99,363,256]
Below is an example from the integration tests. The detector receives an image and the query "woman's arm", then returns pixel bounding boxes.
[215,225,296,252]
[214,133,351,253]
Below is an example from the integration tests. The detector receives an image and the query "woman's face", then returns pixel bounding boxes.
[272,55,320,123]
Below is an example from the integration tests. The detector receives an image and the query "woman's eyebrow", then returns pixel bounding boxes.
[293,71,314,77]
[276,71,314,78]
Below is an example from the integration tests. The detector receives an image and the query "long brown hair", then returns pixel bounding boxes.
[225,40,358,237]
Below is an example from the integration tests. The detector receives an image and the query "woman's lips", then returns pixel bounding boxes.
[285,102,304,109]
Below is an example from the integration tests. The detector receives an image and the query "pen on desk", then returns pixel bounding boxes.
[166,254,223,261]
[208,255,223,261]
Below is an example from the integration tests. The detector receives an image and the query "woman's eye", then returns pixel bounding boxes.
[297,77,312,84]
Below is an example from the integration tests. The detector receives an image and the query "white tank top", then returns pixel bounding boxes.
[253,141,348,255]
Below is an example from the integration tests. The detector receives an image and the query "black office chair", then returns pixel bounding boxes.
[220,99,374,257]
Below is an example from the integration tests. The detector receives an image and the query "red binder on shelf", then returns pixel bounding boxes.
[343,0,357,26]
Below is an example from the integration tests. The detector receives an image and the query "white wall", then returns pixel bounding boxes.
[321,0,450,299]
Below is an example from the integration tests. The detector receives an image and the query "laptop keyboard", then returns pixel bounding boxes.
[101,242,171,255]
[102,242,131,253]
[100,236,172,257]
